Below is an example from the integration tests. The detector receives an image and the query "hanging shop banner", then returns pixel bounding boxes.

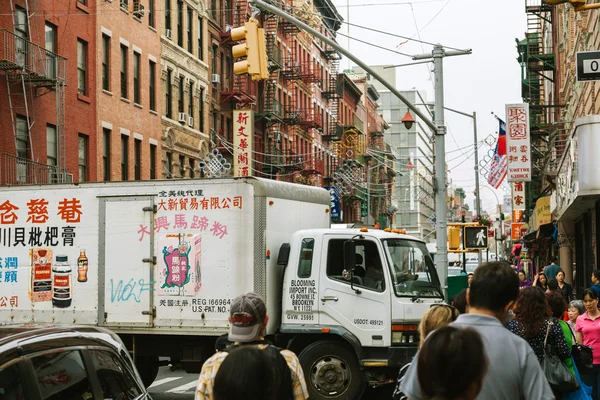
[534,196,551,229]
[324,186,341,220]
[511,181,526,211]
[505,103,532,182]
[233,110,254,177]
[511,223,525,241]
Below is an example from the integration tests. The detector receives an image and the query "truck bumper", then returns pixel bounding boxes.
[388,345,417,367]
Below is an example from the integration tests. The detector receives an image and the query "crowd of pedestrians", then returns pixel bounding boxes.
[194,262,600,400]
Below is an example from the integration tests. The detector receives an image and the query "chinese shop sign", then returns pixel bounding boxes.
[505,104,532,182]
[233,110,254,177]
[511,181,526,211]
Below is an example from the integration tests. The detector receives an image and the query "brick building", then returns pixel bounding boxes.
[96,0,163,182]
[0,0,96,184]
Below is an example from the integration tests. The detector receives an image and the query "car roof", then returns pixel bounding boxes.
[0,324,126,367]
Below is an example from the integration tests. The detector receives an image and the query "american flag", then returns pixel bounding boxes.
[487,118,507,189]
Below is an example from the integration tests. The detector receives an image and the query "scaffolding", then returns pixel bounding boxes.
[0,0,68,184]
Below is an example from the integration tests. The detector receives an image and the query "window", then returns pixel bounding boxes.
[0,364,23,399]
[166,69,173,118]
[326,239,386,292]
[188,81,194,126]
[179,155,185,177]
[78,134,88,182]
[103,128,111,181]
[31,350,93,399]
[197,16,203,61]
[211,44,218,75]
[16,115,28,160]
[166,151,173,178]
[187,7,193,53]
[120,45,128,98]
[148,0,155,28]
[45,22,57,80]
[298,238,315,278]
[177,0,183,47]
[150,143,157,179]
[211,0,216,20]
[178,75,185,113]
[46,125,57,167]
[78,0,87,4]
[88,350,142,400]
[102,34,110,91]
[121,135,129,181]
[165,0,171,31]
[77,39,87,95]
[134,139,141,180]
[189,158,195,178]
[199,87,205,132]
[121,0,128,10]
[133,52,141,104]
[15,7,28,67]
[149,61,156,111]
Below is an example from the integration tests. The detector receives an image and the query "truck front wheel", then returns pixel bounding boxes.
[298,341,366,400]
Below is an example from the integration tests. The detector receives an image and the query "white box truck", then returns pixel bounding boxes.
[0,177,443,399]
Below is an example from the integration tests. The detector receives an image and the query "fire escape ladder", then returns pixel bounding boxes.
[322,45,341,143]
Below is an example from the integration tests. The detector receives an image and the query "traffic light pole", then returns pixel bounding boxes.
[249,0,471,299]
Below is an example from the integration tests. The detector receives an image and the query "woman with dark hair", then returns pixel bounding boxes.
[451,288,469,314]
[534,272,549,291]
[576,289,600,399]
[557,269,574,303]
[518,270,532,289]
[417,326,488,400]
[213,346,276,400]
[506,286,571,363]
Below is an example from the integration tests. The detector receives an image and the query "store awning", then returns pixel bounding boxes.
[523,223,555,242]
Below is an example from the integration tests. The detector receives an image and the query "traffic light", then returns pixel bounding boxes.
[448,227,461,251]
[231,18,269,81]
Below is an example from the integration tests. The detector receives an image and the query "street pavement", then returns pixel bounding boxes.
[147,365,395,399]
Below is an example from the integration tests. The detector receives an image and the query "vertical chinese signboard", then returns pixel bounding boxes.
[324,187,340,220]
[505,103,532,182]
[233,110,254,177]
[511,181,526,211]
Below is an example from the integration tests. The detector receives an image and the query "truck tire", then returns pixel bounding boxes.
[298,340,366,400]
[136,356,159,388]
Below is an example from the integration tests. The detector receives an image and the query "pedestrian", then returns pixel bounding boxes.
[452,288,469,314]
[546,257,561,281]
[195,292,308,400]
[557,269,574,303]
[417,326,488,400]
[590,271,600,298]
[400,261,554,399]
[214,334,231,352]
[467,273,474,287]
[576,289,600,399]
[213,346,276,400]
[534,272,549,291]
[548,279,560,293]
[519,270,532,289]
[392,303,459,400]
[568,300,586,331]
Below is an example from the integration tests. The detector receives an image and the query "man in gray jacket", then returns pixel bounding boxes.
[400,261,554,400]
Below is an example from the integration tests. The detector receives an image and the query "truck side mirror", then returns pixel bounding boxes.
[277,243,291,266]
[343,241,356,271]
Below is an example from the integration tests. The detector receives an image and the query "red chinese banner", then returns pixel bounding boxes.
[233,110,254,177]
[505,103,532,182]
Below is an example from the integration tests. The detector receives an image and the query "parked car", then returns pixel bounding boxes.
[0,325,152,400]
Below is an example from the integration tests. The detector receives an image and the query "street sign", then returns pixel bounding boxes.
[577,51,600,81]
[463,226,488,249]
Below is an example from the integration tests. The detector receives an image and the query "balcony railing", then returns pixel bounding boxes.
[0,29,67,84]
[0,153,72,185]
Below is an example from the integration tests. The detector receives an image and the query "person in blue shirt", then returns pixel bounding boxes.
[544,257,561,282]
[590,270,600,298]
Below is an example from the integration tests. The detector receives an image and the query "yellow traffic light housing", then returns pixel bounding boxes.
[546,0,600,11]
[231,18,269,81]
[448,227,461,251]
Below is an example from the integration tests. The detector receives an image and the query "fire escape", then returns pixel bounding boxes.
[518,0,558,205]
[0,0,68,185]
[220,0,256,108]
[321,43,341,147]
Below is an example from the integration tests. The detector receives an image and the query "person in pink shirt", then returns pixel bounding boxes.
[576,288,600,399]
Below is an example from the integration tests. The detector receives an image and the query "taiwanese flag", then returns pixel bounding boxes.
[497,119,507,156]
[487,119,508,189]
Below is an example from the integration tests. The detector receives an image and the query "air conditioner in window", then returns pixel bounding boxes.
[179,112,187,123]
[133,4,145,17]
[211,74,220,84]
[188,116,194,127]
[165,29,172,40]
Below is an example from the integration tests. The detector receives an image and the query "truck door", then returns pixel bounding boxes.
[100,196,155,328]
[319,235,391,346]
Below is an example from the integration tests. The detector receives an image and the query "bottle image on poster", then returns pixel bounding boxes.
[77,249,88,283]
[52,255,72,308]
[30,248,53,302]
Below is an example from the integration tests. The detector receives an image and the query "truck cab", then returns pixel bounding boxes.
[278,228,444,399]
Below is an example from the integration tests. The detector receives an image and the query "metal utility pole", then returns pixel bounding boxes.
[413,45,471,299]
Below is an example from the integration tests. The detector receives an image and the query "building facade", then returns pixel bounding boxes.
[0,0,96,184]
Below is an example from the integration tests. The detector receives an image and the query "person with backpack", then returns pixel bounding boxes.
[195,292,308,400]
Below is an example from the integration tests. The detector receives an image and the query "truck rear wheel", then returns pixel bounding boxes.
[136,356,159,388]
[298,341,366,400]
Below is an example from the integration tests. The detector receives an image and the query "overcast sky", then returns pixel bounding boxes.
[332,0,526,214]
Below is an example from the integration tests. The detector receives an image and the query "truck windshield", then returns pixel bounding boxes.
[382,239,443,298]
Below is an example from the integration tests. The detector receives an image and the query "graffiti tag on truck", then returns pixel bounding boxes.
[109,278,154,303]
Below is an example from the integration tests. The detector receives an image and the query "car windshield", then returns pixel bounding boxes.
[382,239,443,298]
